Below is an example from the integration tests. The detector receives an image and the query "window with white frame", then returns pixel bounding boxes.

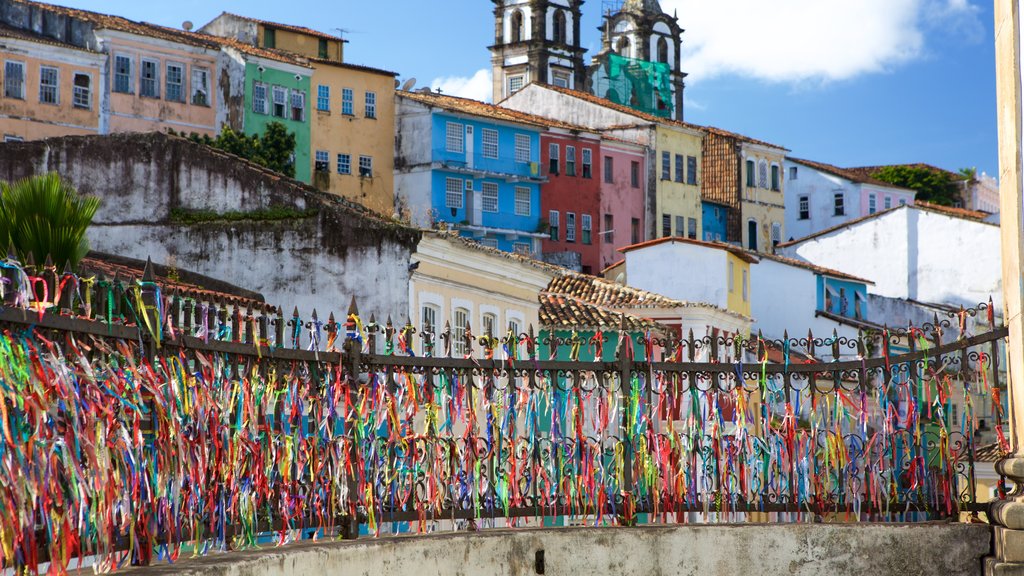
[566,212,576,242]
[38,66,58,104]
[514,134,530,163]
[514,186,530,216]
[336,153,351,174]
[833,192,845,216]
[358,155,372,177]
[191,67,209,106]
[552,71,569,88]
[482,182,499,212]
[445,177,464,208]
[513,241,532,255]
[341,87,353,115]
[272,85,287,117]
[165,63,184,102]
[566,145,576,176]
[421,304,438,337]
[758,160,768,189]
[316,85,330,111]
[482,129,499,159]
[365,91,376,118]
[548,143,559,174]
[72,73,91,109]
[789,166,798,180]
[771,164,780,191]
[549,210,559,241]
[113,55,132,93]
[884,196,892,209]
[869,194,877,214]
[581,213,592,244]
[482,313,497,338]
[446,122,464,153]
[4,61,24,99]
[582,148,592,178]
[798,195,809,220]
[290,89,305,121]
[140,59,159,98]
[508,75,524,95]
[315,150,329,171]
[453,308,470,356]
[253,82,268,114]
[771,222,781,246]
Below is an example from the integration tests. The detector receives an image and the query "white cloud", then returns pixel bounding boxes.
[662,0,982,84]
[430,69,493,102]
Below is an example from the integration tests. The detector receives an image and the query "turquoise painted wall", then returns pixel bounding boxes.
[244,62,312,183]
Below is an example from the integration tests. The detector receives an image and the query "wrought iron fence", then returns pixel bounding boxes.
[0,256,1008,574]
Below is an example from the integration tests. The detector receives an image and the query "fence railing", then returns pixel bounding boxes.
[0,256,1009,574]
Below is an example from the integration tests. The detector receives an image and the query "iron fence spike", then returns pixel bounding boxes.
[142,257,155,282]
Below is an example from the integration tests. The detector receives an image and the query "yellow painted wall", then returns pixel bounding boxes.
[0,41,102,140]
[740,145,786,251]
[655,125,703,239]
[258,26,343,62]
[725,253,751,318]
[310,61,395,216]
[105,37,219,135]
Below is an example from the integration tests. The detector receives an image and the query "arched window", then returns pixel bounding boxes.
[616,36,631,58]
[553,10,567,44]
[657,37,669,64]
[510,10,524,43]
[453,307,470,356]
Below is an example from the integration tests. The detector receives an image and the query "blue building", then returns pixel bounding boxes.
[395,91,548,255]
[701,201,729,243]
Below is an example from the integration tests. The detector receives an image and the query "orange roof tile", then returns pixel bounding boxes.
[216,12,347,42]
[0,22,101,53]
[399,90,590,132]
[538,293,669,332]
[788,157,915,191]
[618,236,760,263]
[915,200,990,221]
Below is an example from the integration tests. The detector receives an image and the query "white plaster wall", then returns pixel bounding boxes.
[624,242,727,309]
[751,259,859,344]
[502,84,647,132]
[780,207,1002,310]
[394,171,432,228]
[783,160,858,242]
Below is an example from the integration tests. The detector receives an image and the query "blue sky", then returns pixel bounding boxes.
[57,0,998,176]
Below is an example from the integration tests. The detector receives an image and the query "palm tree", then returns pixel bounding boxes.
[0,173,100,270]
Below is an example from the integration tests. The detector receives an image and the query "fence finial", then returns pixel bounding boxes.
[142,257,155,282]
[348,295,358,316]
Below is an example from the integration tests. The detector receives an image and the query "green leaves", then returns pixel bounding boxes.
[0,173,99,271]
[872,165,962,206]
[184,122,297,179]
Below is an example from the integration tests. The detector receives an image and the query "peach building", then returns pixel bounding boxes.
[0,24,104,141]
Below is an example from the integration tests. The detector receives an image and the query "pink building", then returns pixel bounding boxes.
[599,137,648,271]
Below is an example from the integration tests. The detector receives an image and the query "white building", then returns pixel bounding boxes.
[784,157,916,242]
[777,203,1002,310]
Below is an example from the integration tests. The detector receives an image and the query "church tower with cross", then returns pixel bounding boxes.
[488,0,588,102]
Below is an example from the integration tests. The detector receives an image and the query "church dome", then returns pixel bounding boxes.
[622,0,664,14]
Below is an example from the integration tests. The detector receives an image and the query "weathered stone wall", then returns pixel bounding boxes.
[131,524,991,576]
[0,132,420,320]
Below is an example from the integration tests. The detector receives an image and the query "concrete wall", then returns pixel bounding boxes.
[0,132,419,321]
[134,524,991,576]
[624,240,728,309]
[751,258,859,344]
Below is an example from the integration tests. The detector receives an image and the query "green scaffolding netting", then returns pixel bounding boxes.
[594,53,674,118]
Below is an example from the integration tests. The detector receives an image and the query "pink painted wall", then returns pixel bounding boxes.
[599,140,647,271]
[857,183,915,215]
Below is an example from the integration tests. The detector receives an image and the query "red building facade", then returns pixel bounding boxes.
[540,129,602,274]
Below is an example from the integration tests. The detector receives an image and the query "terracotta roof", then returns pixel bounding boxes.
[423,230,570,277]
[915,200,990,222]
[516,83,788,150]
[618,236,760,263]
[756,252,874,285]
[815,310,885,332]
[0,22,101,53]
[788,157,915,191]
[399,90,587,132]
[179,28,308,66]
[601,260,625,276]
[79,253,269,311]
[976,442,1009,463]
[307,58,397,77]
[10,0,222,50]
[215,12,347,42]
[538,293,670,332]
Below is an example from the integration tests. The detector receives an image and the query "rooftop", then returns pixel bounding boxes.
[0,21,100,52]
[213,11,347,42]
[399,89,590,132]
[787,157,915,191]
[755,251,875,285]
[845,163,967,183]
[538,292,670,333]
[618,236,760,263]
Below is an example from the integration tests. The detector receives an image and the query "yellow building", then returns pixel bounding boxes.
[308,60,397,216]
[410,231,559,357]
[653,123,705,240]
[0,25,104,141]
[199,12,345,63]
